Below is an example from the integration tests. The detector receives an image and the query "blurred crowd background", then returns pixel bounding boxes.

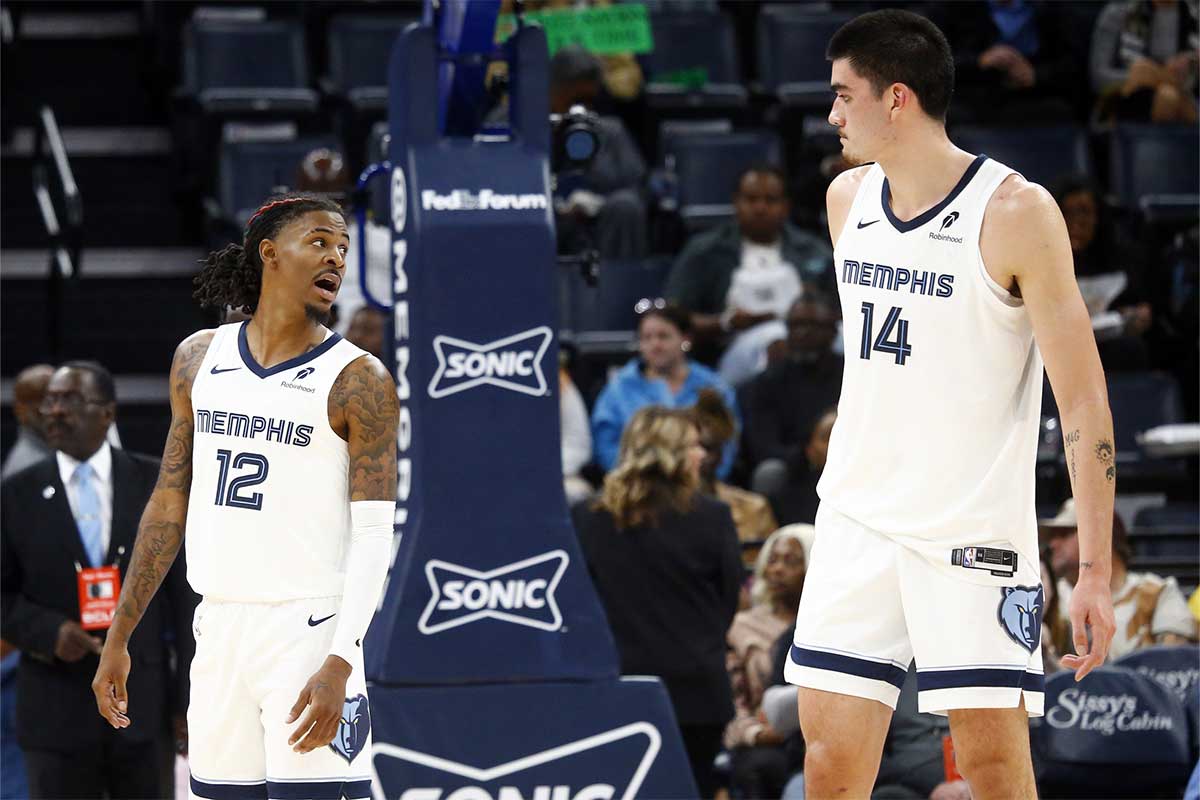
[0,1,1197,798]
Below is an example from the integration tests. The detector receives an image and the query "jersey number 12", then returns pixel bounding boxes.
[213,449,269,510]
[859,302,912,365]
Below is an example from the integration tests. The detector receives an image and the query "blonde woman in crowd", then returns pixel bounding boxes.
[572,406,743,797]
[724,527,808,798]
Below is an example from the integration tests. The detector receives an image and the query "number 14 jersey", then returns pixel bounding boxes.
[185,321,370,602]
[818,155,1045,574]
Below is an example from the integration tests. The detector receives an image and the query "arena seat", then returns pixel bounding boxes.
[1131,504,1200,559]
[952,125,1091,187]
[560,257,672,352]
[756,8,851,107]
[326,15,416,113]
[1033,666,1193,798]
[215,135,340,229]
[643,11,747,110]
[1106,371,1189,486]
[1109,125,1200,220]
[1113,645,1200,702]
[661,130,783,230]
[181,19,319,115]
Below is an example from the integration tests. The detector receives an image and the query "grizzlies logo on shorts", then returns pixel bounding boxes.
[332,694,372,764]
[997,585,1044,654]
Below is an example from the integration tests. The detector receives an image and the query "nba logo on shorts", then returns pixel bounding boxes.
[330,694,371,764]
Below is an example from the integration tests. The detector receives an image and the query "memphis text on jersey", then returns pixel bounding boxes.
[841,259,955,298]
[194,408,314,448]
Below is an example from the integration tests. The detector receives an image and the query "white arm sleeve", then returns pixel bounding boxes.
[329,500,396,667]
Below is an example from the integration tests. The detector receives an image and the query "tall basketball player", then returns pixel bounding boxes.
[783,11,1117,799]
[92,194,398,799]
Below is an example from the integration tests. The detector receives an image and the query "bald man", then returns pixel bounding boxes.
[2,364,55,480]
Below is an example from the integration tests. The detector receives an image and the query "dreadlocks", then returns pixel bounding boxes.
[193,192,347,315]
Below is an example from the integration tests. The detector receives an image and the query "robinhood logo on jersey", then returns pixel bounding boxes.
[428,327,553,399]
[422,189,548,212]
[369,722,661,800]
[418,550,568,635]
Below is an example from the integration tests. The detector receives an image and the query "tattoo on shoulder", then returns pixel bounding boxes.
[331,356,398,501]
[158,332,213,493]
[1095,438,1116,483]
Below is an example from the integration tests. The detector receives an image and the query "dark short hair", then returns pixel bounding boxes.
[791,288,841,318]
[638,302,693,336]
[827,10,955,121]
[1049,173,1101,208]
[549,44,602,91]
[60,360,116,404]
[735,163,788,195]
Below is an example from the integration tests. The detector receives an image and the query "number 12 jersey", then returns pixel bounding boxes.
[185,321,370,602]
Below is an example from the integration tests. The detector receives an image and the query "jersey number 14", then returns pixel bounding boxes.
[859,302,912,365]
[213,449,269,510]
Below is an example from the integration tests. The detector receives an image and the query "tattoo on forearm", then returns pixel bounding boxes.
[330,357,399,501]
[1065,428,1080,482]
[1095,438,1116,482]
[1080,561,1094,571]
[113,332,210,635]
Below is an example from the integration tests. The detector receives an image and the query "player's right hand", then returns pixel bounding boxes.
[55,620,102,662]
[91,642,132,729]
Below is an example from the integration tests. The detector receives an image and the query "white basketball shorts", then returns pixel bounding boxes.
[187,596,373,800]
[785,503,1045,716]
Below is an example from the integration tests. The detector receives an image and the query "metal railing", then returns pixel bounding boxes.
[32,106,83,360]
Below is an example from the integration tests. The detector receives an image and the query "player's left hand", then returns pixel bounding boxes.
[1060,574,1116,681]
[287,656,352,754]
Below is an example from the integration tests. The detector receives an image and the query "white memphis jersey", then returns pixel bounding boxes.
[185,321,369,602]
[818,155,1044,573]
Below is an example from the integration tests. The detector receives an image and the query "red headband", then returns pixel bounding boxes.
[245,197,307,231]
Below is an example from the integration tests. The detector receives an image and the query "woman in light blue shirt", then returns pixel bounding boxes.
[591,301,740,478]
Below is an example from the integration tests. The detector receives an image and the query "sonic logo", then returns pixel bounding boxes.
[428,327,553,399]
[369,722,662,800]
[418,551,569,634]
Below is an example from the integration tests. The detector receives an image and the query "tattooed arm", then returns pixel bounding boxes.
[287,354,398,754]
[92,329,213,728]
[981,175,1116,680]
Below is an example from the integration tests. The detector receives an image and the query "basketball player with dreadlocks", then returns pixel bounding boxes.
[91,193,397,799]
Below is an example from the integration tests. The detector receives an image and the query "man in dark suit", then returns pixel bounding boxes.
[1,361,197,799]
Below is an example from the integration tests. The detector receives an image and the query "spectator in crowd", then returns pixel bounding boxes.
[692,389,777,560]
[572,406,742,796]
[294,147,390,336]
[345,306,387,360]
[550,45,648,261]
[1044,499,1197,660]
[740,293,843,496]
[2,363,55,480]
[930,0,1091,123]
[0,362,197,799]
[560,360,594,506]
[1052,174,1152,371]
[768,408,837,526]
[1091,0,1199,124]
[1041,551,1066,674]
[665,165,834,371]
[724,528,807,798]
[591,301,739,478]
